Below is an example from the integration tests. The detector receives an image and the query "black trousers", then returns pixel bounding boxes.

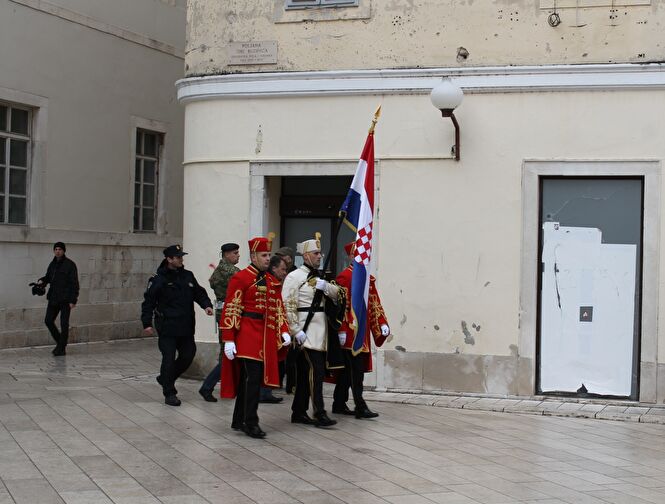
[45,302,71,348]
[157,321,196,397]
[292,348,326,416]
[232,358,264,428]
[333,350,367,411]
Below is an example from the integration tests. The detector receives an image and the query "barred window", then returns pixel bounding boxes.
[133,129,162,232]
[0,102,31,225]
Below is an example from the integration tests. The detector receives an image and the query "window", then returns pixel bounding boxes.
[0,102,31,225]
[133,129,161,232]
[286,0,358,9]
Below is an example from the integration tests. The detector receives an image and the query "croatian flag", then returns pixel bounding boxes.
[340,132,375,355]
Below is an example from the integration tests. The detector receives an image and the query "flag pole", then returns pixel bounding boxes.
[368,105,381,135]
[301,106,381,334]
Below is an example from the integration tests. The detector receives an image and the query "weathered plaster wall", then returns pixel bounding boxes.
[181,88,665,398]
[0,0,186,349]
[185,0,664,76]
[0,0,185,235]
[0,240,168,349]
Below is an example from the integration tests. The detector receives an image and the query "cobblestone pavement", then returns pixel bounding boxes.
[1,339,664,504]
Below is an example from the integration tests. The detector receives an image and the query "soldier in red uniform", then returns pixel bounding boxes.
[332,241,390,419]
[219,236,291,438]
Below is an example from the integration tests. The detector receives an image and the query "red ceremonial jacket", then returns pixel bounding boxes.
[219,264,289,398]
[336,265,389,372]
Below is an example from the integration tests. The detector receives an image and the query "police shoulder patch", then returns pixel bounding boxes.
[145,275,156,291]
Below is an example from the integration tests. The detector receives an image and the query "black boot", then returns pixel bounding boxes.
[355,407,379,419]
[243,424,266,438]
[332,403,354,415]
[314,412,337,428]
[164,395,181,406]
[291,412,314,424]
[199,390,218,402]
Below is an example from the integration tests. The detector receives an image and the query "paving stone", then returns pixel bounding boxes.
[639,409,665,425]
[596,406,641,422]
[1,340,664,504]
[503,400,544,415]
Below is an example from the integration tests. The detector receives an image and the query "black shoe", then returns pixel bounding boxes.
[243,424,266,438]
[314,412,337,428]
[355,407,379,419]
[231,422,244,431]
[53,347,66,357]
[332,404,354,415]
[164,395,181,406]
[291,413,314,425]
[51,346,58,355]
[156,375,163,385]
[259,395,283,404]
[199,390,218,402]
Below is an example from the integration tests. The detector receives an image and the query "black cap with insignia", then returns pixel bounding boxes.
[163,244,188,257]
[221,242,240,253]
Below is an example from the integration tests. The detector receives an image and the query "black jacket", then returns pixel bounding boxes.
[141,263,212,329]
[39,256,79,304]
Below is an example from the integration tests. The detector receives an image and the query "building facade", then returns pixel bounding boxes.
[179,1,665,403]
[0,0,186,348]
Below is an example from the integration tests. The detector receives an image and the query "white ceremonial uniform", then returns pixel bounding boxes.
[282,265,339,350]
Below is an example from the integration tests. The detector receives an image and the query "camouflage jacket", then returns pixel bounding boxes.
[208,259,240,301]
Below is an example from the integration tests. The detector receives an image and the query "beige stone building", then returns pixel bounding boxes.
[0,0,186,348]
[180,1,665,403]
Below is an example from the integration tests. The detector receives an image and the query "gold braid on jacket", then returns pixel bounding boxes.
[221,289,243,330]
[369,292,386,335]
[335,284,347,328]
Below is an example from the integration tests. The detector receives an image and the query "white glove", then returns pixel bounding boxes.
[281,332,291,347]
[380,324,390,337]
[315,278,328,291]
[295,331,307,345]
[338,332,346,345]
[224,341,237,360]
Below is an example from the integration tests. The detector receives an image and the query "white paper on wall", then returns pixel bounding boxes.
[540,222,636,396]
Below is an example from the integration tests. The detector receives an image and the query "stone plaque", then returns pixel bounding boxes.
[228,41,277,65]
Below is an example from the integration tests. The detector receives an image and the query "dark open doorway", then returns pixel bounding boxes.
[280,176,354,276]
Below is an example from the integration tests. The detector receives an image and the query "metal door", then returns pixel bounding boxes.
[538,177,643,399]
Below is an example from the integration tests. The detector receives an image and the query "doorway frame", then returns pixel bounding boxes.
[249,159,381,259]
[520,160,660,403]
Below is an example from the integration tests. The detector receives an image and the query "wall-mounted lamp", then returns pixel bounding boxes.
[430,78,464,161]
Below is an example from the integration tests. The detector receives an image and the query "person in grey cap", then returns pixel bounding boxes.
[37,242,79,356]
[198,242,240,402]
[274,246,296,273]
[141,244,214,406]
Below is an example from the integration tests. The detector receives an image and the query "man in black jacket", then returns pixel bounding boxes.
[38,242,79,356]
[141,244,214,406]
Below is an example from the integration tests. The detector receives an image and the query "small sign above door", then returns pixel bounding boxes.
[228,41,278,65]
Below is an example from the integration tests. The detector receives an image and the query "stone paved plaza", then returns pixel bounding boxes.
[1,339,664,504]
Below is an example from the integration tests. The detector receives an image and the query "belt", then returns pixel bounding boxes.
[297,307,324,313]
[241,311,264,320]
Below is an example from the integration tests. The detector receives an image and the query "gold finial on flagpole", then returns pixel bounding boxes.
[368,105,381,135]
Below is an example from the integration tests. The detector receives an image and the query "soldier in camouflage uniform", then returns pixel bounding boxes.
[198,242,240,402]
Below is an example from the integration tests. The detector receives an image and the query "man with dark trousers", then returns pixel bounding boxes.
[219,236,291,438]
[333,241,390,418]
[198,242,240,402]
[141,244,214,406]
[282,234,345,428]
[37,241,79,356]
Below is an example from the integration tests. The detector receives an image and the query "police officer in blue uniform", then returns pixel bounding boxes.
[141,244,214,406]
